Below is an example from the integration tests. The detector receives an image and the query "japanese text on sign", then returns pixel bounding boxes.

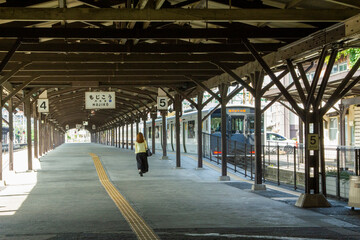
[85,92,116,109]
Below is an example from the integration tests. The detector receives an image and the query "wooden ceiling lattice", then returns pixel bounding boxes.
[0,0,360,131]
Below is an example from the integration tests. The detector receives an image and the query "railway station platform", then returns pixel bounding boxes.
[1,143,360,240]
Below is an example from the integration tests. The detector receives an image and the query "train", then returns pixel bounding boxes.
[145,105,257,156]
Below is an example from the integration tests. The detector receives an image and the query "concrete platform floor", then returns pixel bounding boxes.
[0,143,360,239]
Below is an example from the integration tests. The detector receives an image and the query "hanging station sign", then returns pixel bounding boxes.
[85,92,115,109]
[157,97,169,110]
[65,124,69,130]
[83,121,88,126]
[38,99,49,113]
[92,124,96,130]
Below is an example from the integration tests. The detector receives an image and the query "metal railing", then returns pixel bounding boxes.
[202,133,360,200]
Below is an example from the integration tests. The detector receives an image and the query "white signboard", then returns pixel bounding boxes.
[85,92,115,109]
[38,99,49,113]
[92,124,96,130]
[157,97,169,110]
[83,121,88,126]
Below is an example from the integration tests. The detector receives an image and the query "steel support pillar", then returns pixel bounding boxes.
[252,71,266,190]
[131,122,134,150]
[136,119,139,136]
[339,104,347,168]
[126,124,129,149]
[122,125,125,148]
[26,97,32,171]
[151,112,156,154]
[114,128,116,146]
[118,126,121,148]
[143,115,147,141]
[33,102,38,159]
[0,87,2,182]
[8,99,14,171]
[219,83,230,181]
[39,115,43,157]
[197,90,203,169]
[160,110,168,160]
[175,94,181,167]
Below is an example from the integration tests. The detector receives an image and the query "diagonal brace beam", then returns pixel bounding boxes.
[242,38,304,120]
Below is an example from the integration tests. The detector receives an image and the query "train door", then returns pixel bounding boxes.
[154,122,161,151]
[184,119,197,153]
[182,121,187,153]
[166,123,172,151]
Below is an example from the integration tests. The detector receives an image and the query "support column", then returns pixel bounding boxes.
[33,102,38,159]
[118,125,121,148]
[197,90,203,169]
[26,98,32,171]
[9,99,14,171]
[252,71,266,190]
[175,94,181,167]
[122,125,125,148]
[160,110,169,160]
[126,124,129,149]
[136,119,139,136]
[339,104,347,168]
[143,115,147,141]
[151,112,156,154]
[0,87,3,182]
[131,122,134,150]
[219,83,230,181]
[38,115,42,157]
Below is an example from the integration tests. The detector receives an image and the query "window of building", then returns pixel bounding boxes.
[188,120,195,138]
[339,63,347,72]
[329,118,338,141]
[331,65,338,74]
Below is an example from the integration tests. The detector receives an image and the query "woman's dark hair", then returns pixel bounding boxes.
[136,132,144,143]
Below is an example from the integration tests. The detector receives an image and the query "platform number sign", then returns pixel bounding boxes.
[157,97,168,110]
[308,134,319,150]
[38,99,49,113]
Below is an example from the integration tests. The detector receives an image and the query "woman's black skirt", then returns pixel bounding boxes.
[136,152,149,173]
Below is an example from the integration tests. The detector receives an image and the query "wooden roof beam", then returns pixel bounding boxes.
[0,8,357,22]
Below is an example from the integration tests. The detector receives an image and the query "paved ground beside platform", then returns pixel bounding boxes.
[0,143,360,239]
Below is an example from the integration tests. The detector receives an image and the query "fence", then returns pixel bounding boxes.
[202,133,360,200]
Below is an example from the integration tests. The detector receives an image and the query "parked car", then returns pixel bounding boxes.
[266,132,297,154]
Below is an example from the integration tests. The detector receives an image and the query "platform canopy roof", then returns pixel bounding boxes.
[1,0,360,131]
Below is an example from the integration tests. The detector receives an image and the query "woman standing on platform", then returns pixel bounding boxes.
[135,132,149,177]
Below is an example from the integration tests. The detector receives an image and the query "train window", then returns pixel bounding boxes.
[231,116,244,134]
[148,127,152,138]
[211,117,221,133]
[247,116,255,133]
[188,120,195,138]
[155,126,160,138]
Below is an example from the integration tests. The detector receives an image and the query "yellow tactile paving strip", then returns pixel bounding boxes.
[89,153,160,240]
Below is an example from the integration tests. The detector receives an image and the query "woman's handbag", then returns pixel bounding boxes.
[146,149,152,157]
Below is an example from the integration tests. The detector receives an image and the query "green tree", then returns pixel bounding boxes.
[332,48,360,68]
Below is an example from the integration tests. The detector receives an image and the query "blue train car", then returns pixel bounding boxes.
[146,105,257,157]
